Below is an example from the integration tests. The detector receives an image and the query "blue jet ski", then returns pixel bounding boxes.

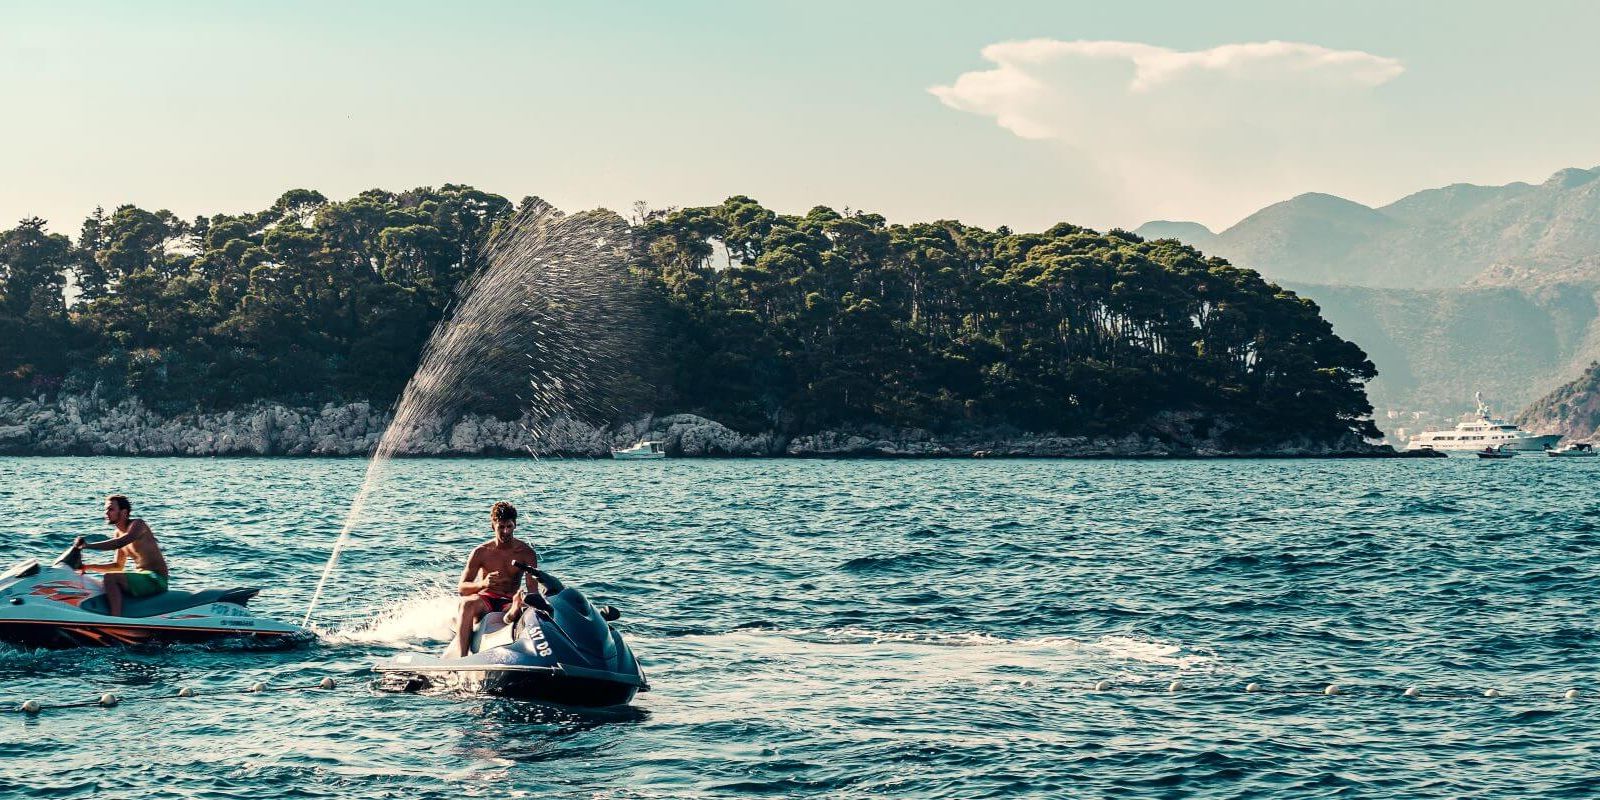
[374,562,647,707]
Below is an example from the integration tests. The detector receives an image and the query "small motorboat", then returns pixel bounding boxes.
[374,563,647,707]
[0,544,304,648]
[1547,442,1597,457]
[1477,445,1517,459]
[612,440,666,460]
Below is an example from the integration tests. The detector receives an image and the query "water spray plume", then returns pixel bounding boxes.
[302,201,651,628]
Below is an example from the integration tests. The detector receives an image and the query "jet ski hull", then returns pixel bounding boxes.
[0,619,300,649]
[376,662,641,706]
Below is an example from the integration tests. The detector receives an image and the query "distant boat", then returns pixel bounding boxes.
[1477,445,1516,459]
[1547,442,1596,458]
[612,440,666,460]
[1405,392,1560,455]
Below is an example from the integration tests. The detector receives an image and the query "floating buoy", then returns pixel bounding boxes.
[1403,687,1420,698]
[1245,682,1261,693]
[1093,680,1111,692]
[98,693,119,707]
[19,700,40,714]
[177,687,196,698]
[1483,688,1501,698]
[1324,684,1341,696]
[1564,689,1580,700]
[319,677,337,690]
[248,682,266,693]
[1168,680,1183,693]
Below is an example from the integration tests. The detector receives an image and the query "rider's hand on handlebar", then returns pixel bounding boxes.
[479,570,501,589]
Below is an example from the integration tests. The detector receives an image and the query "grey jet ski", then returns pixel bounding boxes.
[374,561,647,707]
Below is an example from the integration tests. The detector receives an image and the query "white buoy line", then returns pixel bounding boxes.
[8,676,338,715]
[1084,680,1592,702]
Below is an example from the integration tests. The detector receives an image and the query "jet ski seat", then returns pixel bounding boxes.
[468,611,520,653]
[81,587,260,618]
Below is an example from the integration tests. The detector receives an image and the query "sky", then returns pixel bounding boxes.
[4,0,1600,236]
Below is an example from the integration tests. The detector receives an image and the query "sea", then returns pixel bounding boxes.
[1,455,1598,798]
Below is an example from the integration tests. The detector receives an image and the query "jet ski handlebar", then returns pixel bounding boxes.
[508,562,565,597]
[55,543,85,570]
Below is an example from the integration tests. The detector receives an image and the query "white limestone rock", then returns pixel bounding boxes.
[0,425,30,446]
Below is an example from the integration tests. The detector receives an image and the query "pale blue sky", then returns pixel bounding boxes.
[4,0,1599,235]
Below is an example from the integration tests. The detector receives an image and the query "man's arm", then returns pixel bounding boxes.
[81,550,128,576]
[520,546,540,591]
[457,549,497,595]
[79,522,147,551]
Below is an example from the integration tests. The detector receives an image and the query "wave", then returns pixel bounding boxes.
[1398,498,1463,514]
[838,551,941,575]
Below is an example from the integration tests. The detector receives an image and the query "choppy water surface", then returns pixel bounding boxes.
[2,456,1598,798]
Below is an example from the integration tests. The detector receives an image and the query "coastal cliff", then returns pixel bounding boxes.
[1515,360,1600,441]
[0,393,1401,458]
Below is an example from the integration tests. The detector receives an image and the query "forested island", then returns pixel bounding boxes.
[0,186,1395,457]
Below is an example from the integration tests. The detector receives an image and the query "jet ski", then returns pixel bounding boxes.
[0,544,305,648]
[374,562,648,707]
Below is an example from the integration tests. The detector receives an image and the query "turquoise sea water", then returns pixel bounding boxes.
[1,456,1598,798]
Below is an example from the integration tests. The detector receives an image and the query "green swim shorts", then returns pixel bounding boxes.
[123,569,169,598]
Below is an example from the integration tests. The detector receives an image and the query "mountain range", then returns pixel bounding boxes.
[1136,166,1600,289]
[1134,166,1600,438]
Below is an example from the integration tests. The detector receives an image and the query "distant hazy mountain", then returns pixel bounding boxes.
[1293,282,1600,422]
[1134,166,1600,289]
[1129,220,1215,248]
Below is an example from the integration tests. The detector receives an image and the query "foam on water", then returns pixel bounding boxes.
[323,590,459,646]
[641,627,1214,713]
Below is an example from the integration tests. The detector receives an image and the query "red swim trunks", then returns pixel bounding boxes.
[477,591,513,613]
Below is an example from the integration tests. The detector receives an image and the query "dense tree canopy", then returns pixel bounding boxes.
[0,188,1381,444]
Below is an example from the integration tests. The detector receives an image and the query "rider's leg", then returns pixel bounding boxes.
[451,596,482,658]
[103,573,126,617]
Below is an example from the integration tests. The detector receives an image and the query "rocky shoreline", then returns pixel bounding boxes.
[0,394,1426,459]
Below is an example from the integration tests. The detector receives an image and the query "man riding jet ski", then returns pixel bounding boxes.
[76,495,170,616]
[0,495,303,648]
[374,501,647,706]
[0,543,306,648]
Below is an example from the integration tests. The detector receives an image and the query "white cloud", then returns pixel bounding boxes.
[930,40,1405,228]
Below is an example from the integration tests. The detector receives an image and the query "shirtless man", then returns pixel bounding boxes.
[449,501,539,658]
[73,494,169,617]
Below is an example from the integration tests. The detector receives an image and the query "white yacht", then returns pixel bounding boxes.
[1405,393,1561,454]
[612,440,666,460]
